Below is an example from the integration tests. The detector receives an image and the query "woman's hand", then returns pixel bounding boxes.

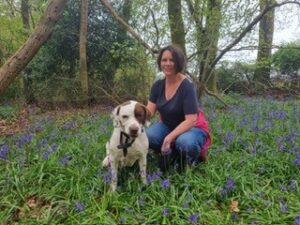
[161,135,174,155]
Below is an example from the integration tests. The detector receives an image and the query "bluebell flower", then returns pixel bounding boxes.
[138,197,145,207]
[62,121,77,130]
[188,214,198,223]
[279,198,289,212]
[218,188,228,198]
[162,208,169,216]
[58,155,72,166]
[75,201,85,212]
[0,144,10,160]
[295,215,300,225]
[182,201,189,209]
[103,170,112,184]
[288,180,297,192]
[15,133,33,147]
[231,212,238,221]
[147,171,162,183]
[293,154,300,167]
[161,179,170,189]
[119,217,126,224]
[43,143,59,160]
[225,177,235,191]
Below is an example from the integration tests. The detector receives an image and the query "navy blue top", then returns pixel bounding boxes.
[149,78,199,130]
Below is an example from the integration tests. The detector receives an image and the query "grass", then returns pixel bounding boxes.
[0,95,300,225]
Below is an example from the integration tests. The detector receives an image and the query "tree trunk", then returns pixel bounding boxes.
[254,0,275,86]
[194,0,221,95]
[79,0,89,103]
[0,0,68,95]
[21,0,36,103]
[167,0,186,56]
[21,0,30,30]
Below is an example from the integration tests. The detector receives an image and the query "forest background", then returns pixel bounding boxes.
[1,0,300,107]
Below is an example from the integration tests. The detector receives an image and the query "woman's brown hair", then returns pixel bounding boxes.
[156,44,186,74]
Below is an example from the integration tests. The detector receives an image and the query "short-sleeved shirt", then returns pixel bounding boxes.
[149,78,199,130]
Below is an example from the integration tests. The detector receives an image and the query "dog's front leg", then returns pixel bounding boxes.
[138,155,147,185]
[109,160,118,192]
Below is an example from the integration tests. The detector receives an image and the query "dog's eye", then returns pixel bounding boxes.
[122,115,129,119]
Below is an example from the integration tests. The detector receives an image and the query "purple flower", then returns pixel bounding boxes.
[295,215,300,225]
[37,138,48,150]
[103,170,113,184]
[42,143,59,160]
[147,171,162,183]
[162,208,169,216]
[0,144,10,160]
[75,201,85,212]
[15,133,33,147]
[58,155,72,166]
[62,121,77,130]
[182,201,189,209]
[138,197,145,207]
[279,198,289,212]
[161,179,170,189]
[288,180,297,192]
[231,212,238,221]
[218,188,228,198]
[293,154,300,167]
[188,214,198,223]
[225,177,235,191]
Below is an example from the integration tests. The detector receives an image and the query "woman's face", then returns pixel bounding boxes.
[160,50,176,76]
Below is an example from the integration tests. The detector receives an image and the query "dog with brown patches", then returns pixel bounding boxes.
[102,100,151,191]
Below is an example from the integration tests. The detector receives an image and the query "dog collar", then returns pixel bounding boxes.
[117,131,135,157]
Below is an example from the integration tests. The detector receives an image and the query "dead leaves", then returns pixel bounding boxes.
[0,109,30,136]
[230,200,240,213]
[12,195,51,222]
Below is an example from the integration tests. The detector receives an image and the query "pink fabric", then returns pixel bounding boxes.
[195,111,212,158]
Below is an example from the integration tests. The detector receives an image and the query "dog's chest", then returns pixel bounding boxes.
[108,132,148,167]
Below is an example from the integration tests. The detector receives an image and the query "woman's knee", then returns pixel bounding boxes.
[146,122,170,151]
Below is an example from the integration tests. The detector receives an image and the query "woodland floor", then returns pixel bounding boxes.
[1,88,299,137]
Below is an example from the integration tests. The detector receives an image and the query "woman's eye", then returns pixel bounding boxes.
[122,115,129,119]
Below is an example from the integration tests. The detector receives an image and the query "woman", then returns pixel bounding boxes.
[146,44,211,172]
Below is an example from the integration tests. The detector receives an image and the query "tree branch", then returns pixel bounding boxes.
[205,0,300,84]
[99,0,158,56]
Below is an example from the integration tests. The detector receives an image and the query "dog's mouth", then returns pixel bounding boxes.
[130,133,138,138]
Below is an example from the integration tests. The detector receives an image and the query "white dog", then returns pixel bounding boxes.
[102,100,151,191]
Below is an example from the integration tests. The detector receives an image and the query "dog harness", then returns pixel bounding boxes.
[117,131,135,157]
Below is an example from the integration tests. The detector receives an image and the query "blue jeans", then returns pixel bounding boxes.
[146,122,207,170]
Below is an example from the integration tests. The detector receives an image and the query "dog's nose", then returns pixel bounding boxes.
[129,125,139,137]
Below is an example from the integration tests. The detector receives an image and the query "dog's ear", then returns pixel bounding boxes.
[136,103,151,126]
[144,106,151,126]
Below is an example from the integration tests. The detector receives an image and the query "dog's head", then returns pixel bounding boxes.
[111,100,151,138]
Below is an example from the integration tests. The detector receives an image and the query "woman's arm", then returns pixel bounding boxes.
[146,100,157,117]
[161,114,197,153]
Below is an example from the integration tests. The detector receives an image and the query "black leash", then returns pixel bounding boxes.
[117,131,135,157]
